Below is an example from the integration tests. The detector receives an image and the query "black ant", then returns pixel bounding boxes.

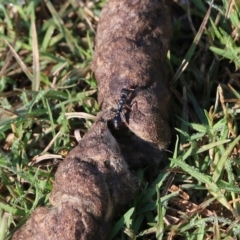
[113,87,133,129]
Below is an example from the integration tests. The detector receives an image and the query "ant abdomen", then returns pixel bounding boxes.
[113,87,132,129]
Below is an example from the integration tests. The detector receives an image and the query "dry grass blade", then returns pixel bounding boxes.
[64,112,96,120]
[217,85,237,138]
[30,154,64,165]
[0,36,17,80]
[74,129,82,141]
[4,39,33,81]
[40,130,61,156]
[170,0,214,85]
[226,0,234,18]
[31,16,40,91]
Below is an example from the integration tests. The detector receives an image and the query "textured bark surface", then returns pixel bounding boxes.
[93,0,172,166]
[12,119,138,240]
[12,0,172,239]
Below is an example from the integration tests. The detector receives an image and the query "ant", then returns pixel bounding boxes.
[113,87,133,129]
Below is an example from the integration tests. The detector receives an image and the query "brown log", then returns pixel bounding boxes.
[12,0,172,239]
[12,119,139,240]
[93,0,172,166]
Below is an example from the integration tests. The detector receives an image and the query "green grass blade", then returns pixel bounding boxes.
[170,157,233,213]
[212,135,240,182]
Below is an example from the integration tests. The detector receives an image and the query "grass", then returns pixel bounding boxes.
[0,0,240,239]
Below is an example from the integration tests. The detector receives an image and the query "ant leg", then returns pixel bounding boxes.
[109,99,119,115]
[119,100,138,127]
[130,100,138,111]
[123,100,138,112]
[120,111,130,128]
